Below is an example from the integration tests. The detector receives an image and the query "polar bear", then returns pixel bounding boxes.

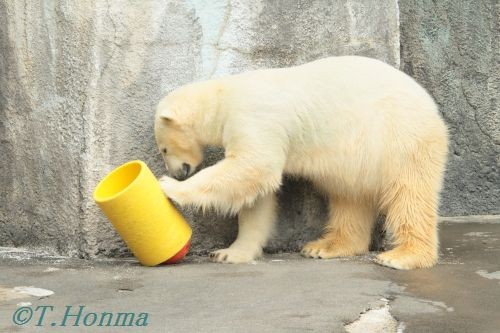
[155,56,448,270]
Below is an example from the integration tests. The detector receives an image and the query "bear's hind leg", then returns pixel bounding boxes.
[375,113,447,270]
[301,198,376,259]
[375,184,439,270]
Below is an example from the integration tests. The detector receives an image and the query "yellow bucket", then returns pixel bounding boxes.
[93,160,192,266]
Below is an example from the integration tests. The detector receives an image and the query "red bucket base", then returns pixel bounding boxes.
[161,239,191,265]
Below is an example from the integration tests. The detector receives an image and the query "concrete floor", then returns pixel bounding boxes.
[0,221,499,333]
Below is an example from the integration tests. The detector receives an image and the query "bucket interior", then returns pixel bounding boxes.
[94,161,143,202]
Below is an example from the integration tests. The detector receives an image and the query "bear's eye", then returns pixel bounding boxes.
[162,148,167,154]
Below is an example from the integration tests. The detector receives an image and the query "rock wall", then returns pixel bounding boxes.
[1,0,496,258]
[399,0,499,215]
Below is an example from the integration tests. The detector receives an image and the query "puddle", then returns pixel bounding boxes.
[43,267,60,272]
[0,286,53,302]
[0,286,28,302]
[464,232,492,237]
[16,302,32,307]
[425,300,454,312]
[13,286,54,298]
[476,270,500,280]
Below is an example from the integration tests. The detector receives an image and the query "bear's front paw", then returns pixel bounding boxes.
[209,247,261,264]
[159,175,184,204]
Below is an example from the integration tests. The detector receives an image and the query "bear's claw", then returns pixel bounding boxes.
[301,238,369,259]
[209,247,259,264]
[374,248,437,270]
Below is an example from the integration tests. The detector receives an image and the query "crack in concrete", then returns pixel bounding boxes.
[394,0,401,69]
[209,0,232,78]
[77,0,124,259]
[460,80,497,144]
[101,0,120,79]
[77,98,87,258]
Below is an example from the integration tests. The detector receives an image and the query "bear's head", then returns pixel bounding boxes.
[154,93,203,181]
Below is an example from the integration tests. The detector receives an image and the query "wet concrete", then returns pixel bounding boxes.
[0,221,499,332]
[378,222,500,333]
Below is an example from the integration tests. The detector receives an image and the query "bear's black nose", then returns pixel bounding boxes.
[182,163,191,178]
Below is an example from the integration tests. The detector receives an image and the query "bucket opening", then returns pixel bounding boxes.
[93,161,144,203]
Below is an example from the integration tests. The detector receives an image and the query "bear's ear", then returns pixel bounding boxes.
[158,108,175,122]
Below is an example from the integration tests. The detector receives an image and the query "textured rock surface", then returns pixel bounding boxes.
[1,0,496,259]
[399,0,500,215]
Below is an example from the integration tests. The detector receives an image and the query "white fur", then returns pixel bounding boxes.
[156,56,448,268]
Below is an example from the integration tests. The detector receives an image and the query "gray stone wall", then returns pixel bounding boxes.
[399,0,499,215]
[0,0,497,258]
